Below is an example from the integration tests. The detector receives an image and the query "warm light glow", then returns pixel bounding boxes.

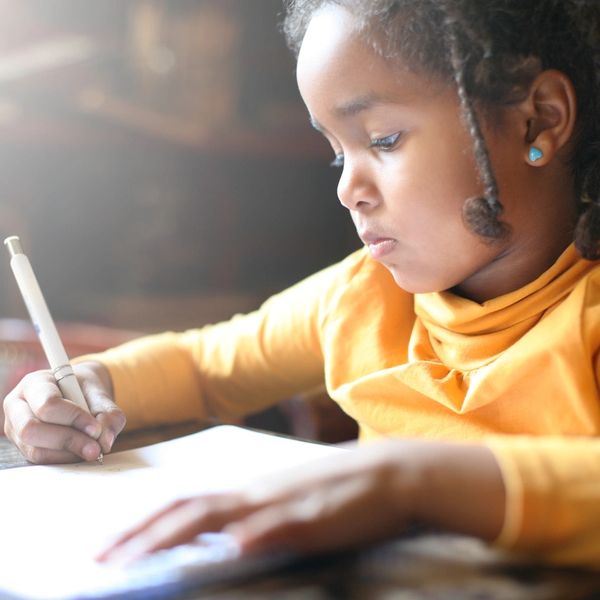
[0,36,95,83]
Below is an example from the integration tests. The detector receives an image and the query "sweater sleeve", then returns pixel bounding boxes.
[75,255,361,430]
[485,435,600,568]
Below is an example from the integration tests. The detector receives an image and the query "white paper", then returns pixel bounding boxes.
[0,425,341,599]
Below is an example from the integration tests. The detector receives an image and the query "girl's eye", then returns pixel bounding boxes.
[369,132,403,151]
[330,153,345,169]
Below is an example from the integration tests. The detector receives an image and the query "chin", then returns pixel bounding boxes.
[388,267,447,295]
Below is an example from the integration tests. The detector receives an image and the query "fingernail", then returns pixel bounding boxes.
[85,424,101,439]
[98,431,114,454]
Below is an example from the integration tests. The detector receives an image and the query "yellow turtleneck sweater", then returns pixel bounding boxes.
[87,244,600,567]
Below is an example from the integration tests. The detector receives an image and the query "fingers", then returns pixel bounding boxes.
[80,381,124,453]
[230,448,415,555]
[96,498,204,564]
[3,363,125,464]
[97,493,253,564]
[97,498,194,559]
[226,502,321,555]
[97,445,416,565]
[4,393,102,463]
[77,362,126,454]
[95,412,124,454]
[229,488,374,555]
[98,457,410,564]
[98,487,379,567]
[23,372,101,437]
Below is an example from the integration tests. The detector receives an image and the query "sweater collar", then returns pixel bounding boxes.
[414,244,596,335]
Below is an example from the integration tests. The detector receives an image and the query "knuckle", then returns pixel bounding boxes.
[196,494,249,528]
[18,419,42,445]
[294,494,326,522]
[3,391,15,413]
[4,419,14,440]
[21,370,52,387]
[20,372,38,387]
[185,498,221,528]
[198,494,229,513]
[34,396,63,421]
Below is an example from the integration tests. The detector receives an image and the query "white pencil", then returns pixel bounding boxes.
[4,235,103,463]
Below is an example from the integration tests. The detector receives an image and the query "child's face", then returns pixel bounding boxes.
[296,5,531,298]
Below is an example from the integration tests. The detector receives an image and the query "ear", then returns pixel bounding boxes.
[520,69,577,167]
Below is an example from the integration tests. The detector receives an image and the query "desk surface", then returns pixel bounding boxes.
[3,426,600,600]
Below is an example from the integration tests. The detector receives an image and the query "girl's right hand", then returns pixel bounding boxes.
[2,360,126,464]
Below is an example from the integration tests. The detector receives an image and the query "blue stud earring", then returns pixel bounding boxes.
[529,146,544,162]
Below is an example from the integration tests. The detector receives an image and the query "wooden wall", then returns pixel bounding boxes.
[0,0,359,331]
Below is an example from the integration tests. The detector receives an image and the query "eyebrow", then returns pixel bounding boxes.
[309,92,398,133]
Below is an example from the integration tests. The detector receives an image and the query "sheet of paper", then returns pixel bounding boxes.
[0,425,342,599]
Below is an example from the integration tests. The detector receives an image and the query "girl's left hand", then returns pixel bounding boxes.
[96,439,504,564]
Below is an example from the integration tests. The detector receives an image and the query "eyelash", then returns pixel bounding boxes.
[329,132,404,169]
[330,154,345,168]
[370,132,403,151]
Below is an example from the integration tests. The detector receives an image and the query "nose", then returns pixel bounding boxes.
[336,157,380,212]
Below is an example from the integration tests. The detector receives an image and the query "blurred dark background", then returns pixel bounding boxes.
[0,0,359,333]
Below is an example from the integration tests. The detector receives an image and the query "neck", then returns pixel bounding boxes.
[456,205,578,305]
[451,236,573,304]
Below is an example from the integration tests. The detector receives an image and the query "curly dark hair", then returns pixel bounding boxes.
[283,0,600,259]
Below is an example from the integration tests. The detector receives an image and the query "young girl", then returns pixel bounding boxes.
[5,0,600,568]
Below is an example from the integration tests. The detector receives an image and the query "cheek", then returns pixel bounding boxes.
[416,112,481,194]
[383,143,478,225]
[485,137,531,220]
[434,137,480,197]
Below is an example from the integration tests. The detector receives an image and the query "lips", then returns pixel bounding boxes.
[358,229,398,260]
